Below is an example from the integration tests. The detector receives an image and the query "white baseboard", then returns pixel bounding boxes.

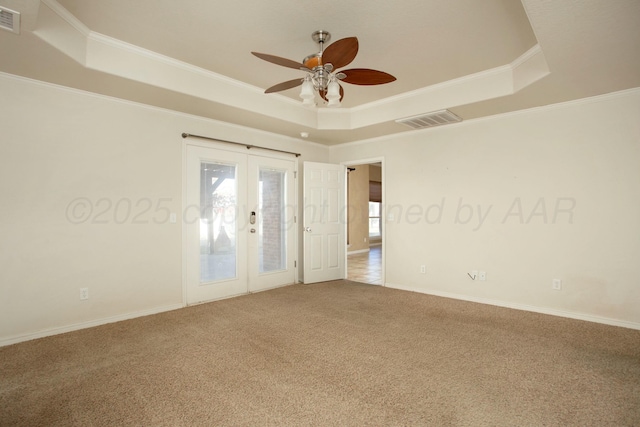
[385,283,640,331]
[0,303,184,347]
[348,248,370,255]
[7,283,637,347]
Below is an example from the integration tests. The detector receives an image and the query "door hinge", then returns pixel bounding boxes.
[294,171,297,179]
[294,260,297,268]
[294,216,297,223]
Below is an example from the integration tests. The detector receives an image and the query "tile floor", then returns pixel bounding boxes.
[347,245,382,285]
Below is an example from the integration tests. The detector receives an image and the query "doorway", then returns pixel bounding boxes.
[185,144,297,304]
[345,161,384,285]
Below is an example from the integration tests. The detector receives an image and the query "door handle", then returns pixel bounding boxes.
[250,211,256,225]
[304,227,312,232]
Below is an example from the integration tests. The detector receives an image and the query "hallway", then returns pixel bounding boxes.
[347,245,382,285]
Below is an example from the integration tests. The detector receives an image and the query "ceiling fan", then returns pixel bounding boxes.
[251,30,396,107]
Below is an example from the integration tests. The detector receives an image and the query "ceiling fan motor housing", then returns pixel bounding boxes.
[303,53,322,69]
[303,31,336,90]
[313,68,331,90]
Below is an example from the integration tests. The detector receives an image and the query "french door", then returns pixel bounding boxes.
[185,144,296,304]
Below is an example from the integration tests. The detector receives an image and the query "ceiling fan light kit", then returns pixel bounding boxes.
[326,79,341,107]
[252,30,396,108]
[299,77,315,106]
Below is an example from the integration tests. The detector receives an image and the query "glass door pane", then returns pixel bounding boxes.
[200,162,237,282]
[258,168,286,273]
[247,156,295,293]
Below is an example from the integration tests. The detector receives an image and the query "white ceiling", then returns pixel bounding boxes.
[1,0,639,145]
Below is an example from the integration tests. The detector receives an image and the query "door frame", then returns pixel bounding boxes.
[341,157,386,286]
[181,138,299,306]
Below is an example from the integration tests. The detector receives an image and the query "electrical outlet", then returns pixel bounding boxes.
[552,279,562,290]
[479,271,486,281]
[80,288,89,300]
[420,265,426,274]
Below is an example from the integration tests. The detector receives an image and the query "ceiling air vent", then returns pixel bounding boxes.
[0,6,20,34]
[396,109,462,130]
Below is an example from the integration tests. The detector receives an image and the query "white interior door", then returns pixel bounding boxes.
[186,144,296,304]
[303,161,346,284]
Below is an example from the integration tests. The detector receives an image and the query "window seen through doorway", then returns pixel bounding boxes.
[369,201,381,238]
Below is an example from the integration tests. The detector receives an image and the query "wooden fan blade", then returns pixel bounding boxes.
[322,37,358,69]
[252,52,308,70]
[265,78,304,93]
[340,68,396,85]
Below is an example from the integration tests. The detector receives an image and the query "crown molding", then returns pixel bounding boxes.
[33,0,551,133]
[331,87,640,150]
[40,0,89,36]
[0,71,330,152]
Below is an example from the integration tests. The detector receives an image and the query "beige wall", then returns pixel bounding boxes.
[331,89,640,328]
[347,166,370,252]
[0,74,329,345]
[347,164,382,252]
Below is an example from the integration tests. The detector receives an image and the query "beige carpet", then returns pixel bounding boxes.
[1,281,639,426]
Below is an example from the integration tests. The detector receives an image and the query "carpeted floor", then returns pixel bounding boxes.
[1,280,639,426]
